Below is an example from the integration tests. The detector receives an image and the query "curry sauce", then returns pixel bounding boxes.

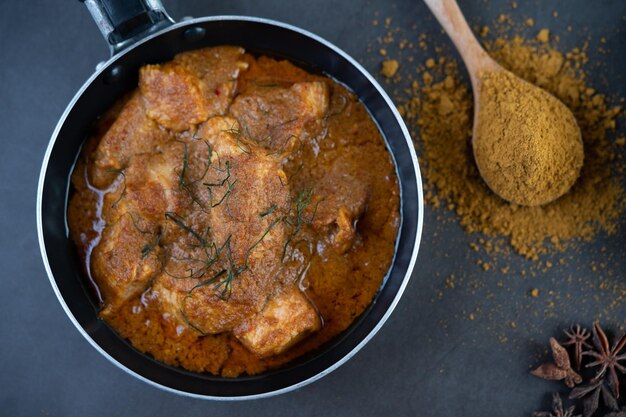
[68,46,399,376]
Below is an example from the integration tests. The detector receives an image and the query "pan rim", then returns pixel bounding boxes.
[36,14,424,400]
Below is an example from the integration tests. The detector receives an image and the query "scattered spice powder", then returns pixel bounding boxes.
[398,35,624,259]
[537,28,550,43]
[381,59,399,78]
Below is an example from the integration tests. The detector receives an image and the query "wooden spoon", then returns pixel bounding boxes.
[422,0,583,206]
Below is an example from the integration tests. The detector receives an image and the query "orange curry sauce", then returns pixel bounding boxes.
[68,47,399,377]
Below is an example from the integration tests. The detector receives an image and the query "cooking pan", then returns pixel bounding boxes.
[37,0,423,399]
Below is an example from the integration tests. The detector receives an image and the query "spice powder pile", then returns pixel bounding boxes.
[474,69,583,207]
[399,36,624,259]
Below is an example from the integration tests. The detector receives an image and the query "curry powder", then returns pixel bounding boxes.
[399,36,624,259]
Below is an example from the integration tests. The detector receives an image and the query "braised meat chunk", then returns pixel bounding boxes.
[140,46,248,131]
[91,213,163,316]
[230,81,329,152]
[153,116,292,335]
[234,284,321,357]
[90,92,170,189]
[312,153,370,254]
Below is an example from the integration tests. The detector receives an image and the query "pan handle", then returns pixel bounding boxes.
[80,0,174,56]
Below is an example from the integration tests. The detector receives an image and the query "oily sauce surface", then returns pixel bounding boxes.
[68,47,399,376]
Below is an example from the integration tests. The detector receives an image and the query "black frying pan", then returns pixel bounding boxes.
[36,0,423,399]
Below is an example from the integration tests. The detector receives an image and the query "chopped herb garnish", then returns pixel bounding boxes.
[188,269,227,293]
[203,160,231,187]
[259,203,277,218]
[222,122,252,154]
[127,212,150,234]
[280,189,321,261]
[326,93,348,119]
[208,178,236,208]
[194,140,212,183]
[164,212,204,244]
[178,141,188,191]
[290,163,304,181]
[141,225,166,259]
[280,236,292,263]
[110,170,126,208]
[203,160,236,209]
[179,301,207,336]
[254,81,280,88]
[240,216,281,273]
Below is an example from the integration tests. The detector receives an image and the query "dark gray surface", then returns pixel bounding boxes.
[1,0,624,416]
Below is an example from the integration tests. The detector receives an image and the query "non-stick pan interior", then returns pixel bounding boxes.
[39,17,421,398]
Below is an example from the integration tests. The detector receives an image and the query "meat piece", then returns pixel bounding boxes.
[91,214,163,316]
[153,117,292,334]
[91,92,170,188]
[233,284,321,357]
[93,138,203,314]
[229,81,329,152]
[101,141,192,225]
[312,153,369,254]
[139,63,211,132]
[139,46,248,131]
[92,139,196,314]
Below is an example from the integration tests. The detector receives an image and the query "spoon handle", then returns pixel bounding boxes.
[422,0,499,81]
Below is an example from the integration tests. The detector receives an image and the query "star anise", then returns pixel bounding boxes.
[534,393,581,417]
[563,325,592,371]
[570,381,619,417]
[583,323,626,398]
[533,337,583,388]
[604,407,626,417]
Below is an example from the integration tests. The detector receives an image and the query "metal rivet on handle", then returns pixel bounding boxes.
[103,65,123,85]
[184,26,206,42]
